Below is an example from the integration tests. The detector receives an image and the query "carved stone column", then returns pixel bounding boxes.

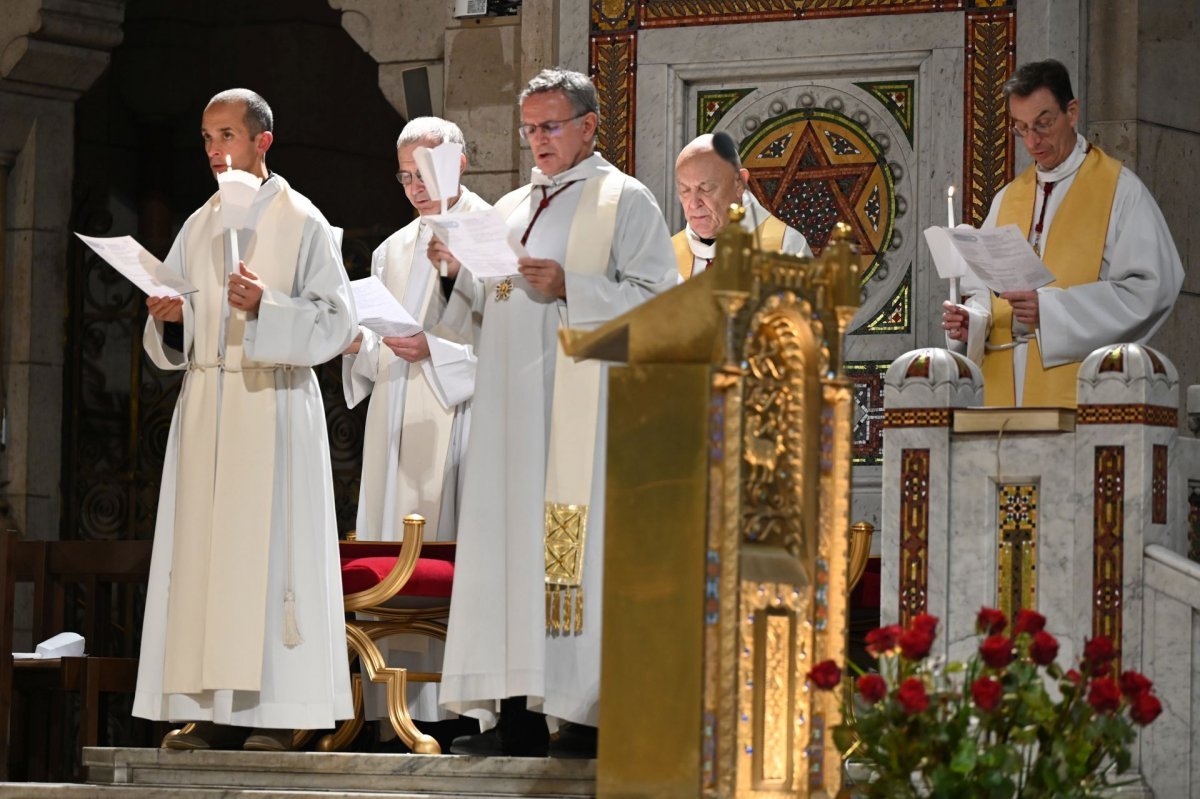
[0,0,125,537]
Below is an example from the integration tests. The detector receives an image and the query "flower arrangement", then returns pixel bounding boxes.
[806,608,1162,798]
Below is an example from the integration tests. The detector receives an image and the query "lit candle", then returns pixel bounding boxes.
[947,186,958,305]
[224,155,240,279]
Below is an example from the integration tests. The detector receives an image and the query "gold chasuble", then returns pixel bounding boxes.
[672,213,787,280]
[493,170,626,634]
[986,147,1122,408]
[163,186,307,693]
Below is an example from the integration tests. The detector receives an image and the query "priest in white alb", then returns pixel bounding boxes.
[673,131,810,281]
[943,59,1183,408]
[431,68,676,757]
[134,89,356,751]
[342,117,486,732]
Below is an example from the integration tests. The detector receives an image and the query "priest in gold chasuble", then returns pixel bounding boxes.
[673,132,811,281]
[133,90,356,745]
[437,69,675,752]
[944,60,1183,408]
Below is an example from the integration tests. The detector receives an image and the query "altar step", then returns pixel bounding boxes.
[0,747,596,798]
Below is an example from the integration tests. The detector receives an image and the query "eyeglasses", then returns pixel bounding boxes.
[395,170,425,186]
[518,112,590,140]
[1010,112,1060,139]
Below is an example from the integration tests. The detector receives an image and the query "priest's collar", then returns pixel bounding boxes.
[685,190,769,256]
[1036,132,1089,184]
[530,152,609,187]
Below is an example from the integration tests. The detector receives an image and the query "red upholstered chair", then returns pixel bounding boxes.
[320,514,454,754]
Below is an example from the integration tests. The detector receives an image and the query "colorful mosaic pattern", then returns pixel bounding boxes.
[1153,444,1168,525]
[883,408,952,428]
[1093,446,1124,669]
[853,265,911,334]
[741,108,895,282]
[697,88,754,134]
[1098,346,1125,373]
[845,361,891,466]
[1076,404,1178,427]
[854,80,916,143]
[590,32,638,173]
[592,0,638,31]
[996,482,1037,620]
[899,448,930,626]
[639,0,967,28]
[963,8,1016,225]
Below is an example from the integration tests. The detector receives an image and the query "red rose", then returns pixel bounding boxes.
[979,635,1014,669]
[898,627,935,661]
[857,674,887,704]
[1065,669,1083,684]
[1083,636,1116,670]
[1087,677,1122,713]
[976,607,1007,635]
[865,624,902,657]
[808,659,842,690]
[1119,670,1153,698]
[911,613,939,635]
[1013,609,1047,635]
[1130,691,1163,725]
[971,676,1003,712]
[895,677,929,714]
[1029,631,1059,666]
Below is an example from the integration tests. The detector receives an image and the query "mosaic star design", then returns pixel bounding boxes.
[741,109,895,282]
[852,265,911,335]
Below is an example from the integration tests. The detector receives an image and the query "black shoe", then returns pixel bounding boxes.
[548,722,597,759]
[449,726,504,756]
[162,721,248,751]
[449,697,549,757]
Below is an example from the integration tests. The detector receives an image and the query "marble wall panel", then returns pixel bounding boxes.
[443,21,521,197]
[1136,0,1200,135]
[1141,554,1199,797]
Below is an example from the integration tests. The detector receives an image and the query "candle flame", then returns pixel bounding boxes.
[225,154,232,170]
[948,185,955,197]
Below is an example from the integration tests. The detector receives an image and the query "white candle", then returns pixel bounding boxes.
[947,186,958,304]
[225,155,240,275]
[439,197,449,277]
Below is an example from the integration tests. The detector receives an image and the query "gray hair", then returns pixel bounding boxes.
[206,88,273,136]
[396,116,466,150]
[518,68,599,118]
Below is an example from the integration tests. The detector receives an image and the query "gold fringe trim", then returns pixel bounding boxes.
[545,584,583,636]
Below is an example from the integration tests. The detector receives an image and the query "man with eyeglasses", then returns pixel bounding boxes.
[432,67,676,757]
[943,59,1183,407]
[340,117,488,748]
[673,131,811,280]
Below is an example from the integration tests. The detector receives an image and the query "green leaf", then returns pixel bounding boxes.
[949,737,977,774]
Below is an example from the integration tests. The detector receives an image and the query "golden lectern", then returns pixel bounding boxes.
[564,212,860,799]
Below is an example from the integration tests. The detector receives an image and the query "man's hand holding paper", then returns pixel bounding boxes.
[945,224,1055,294]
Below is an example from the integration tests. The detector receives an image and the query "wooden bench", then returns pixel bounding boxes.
[2,535,154,780]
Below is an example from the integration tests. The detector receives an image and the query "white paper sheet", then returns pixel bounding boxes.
[216,168,263,229]
[75,233,198,297]
[350,276,424,338]
[412,142,462,206]
[946,224,1055,294]
[424,210,524,278]
[923,225,969,279]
